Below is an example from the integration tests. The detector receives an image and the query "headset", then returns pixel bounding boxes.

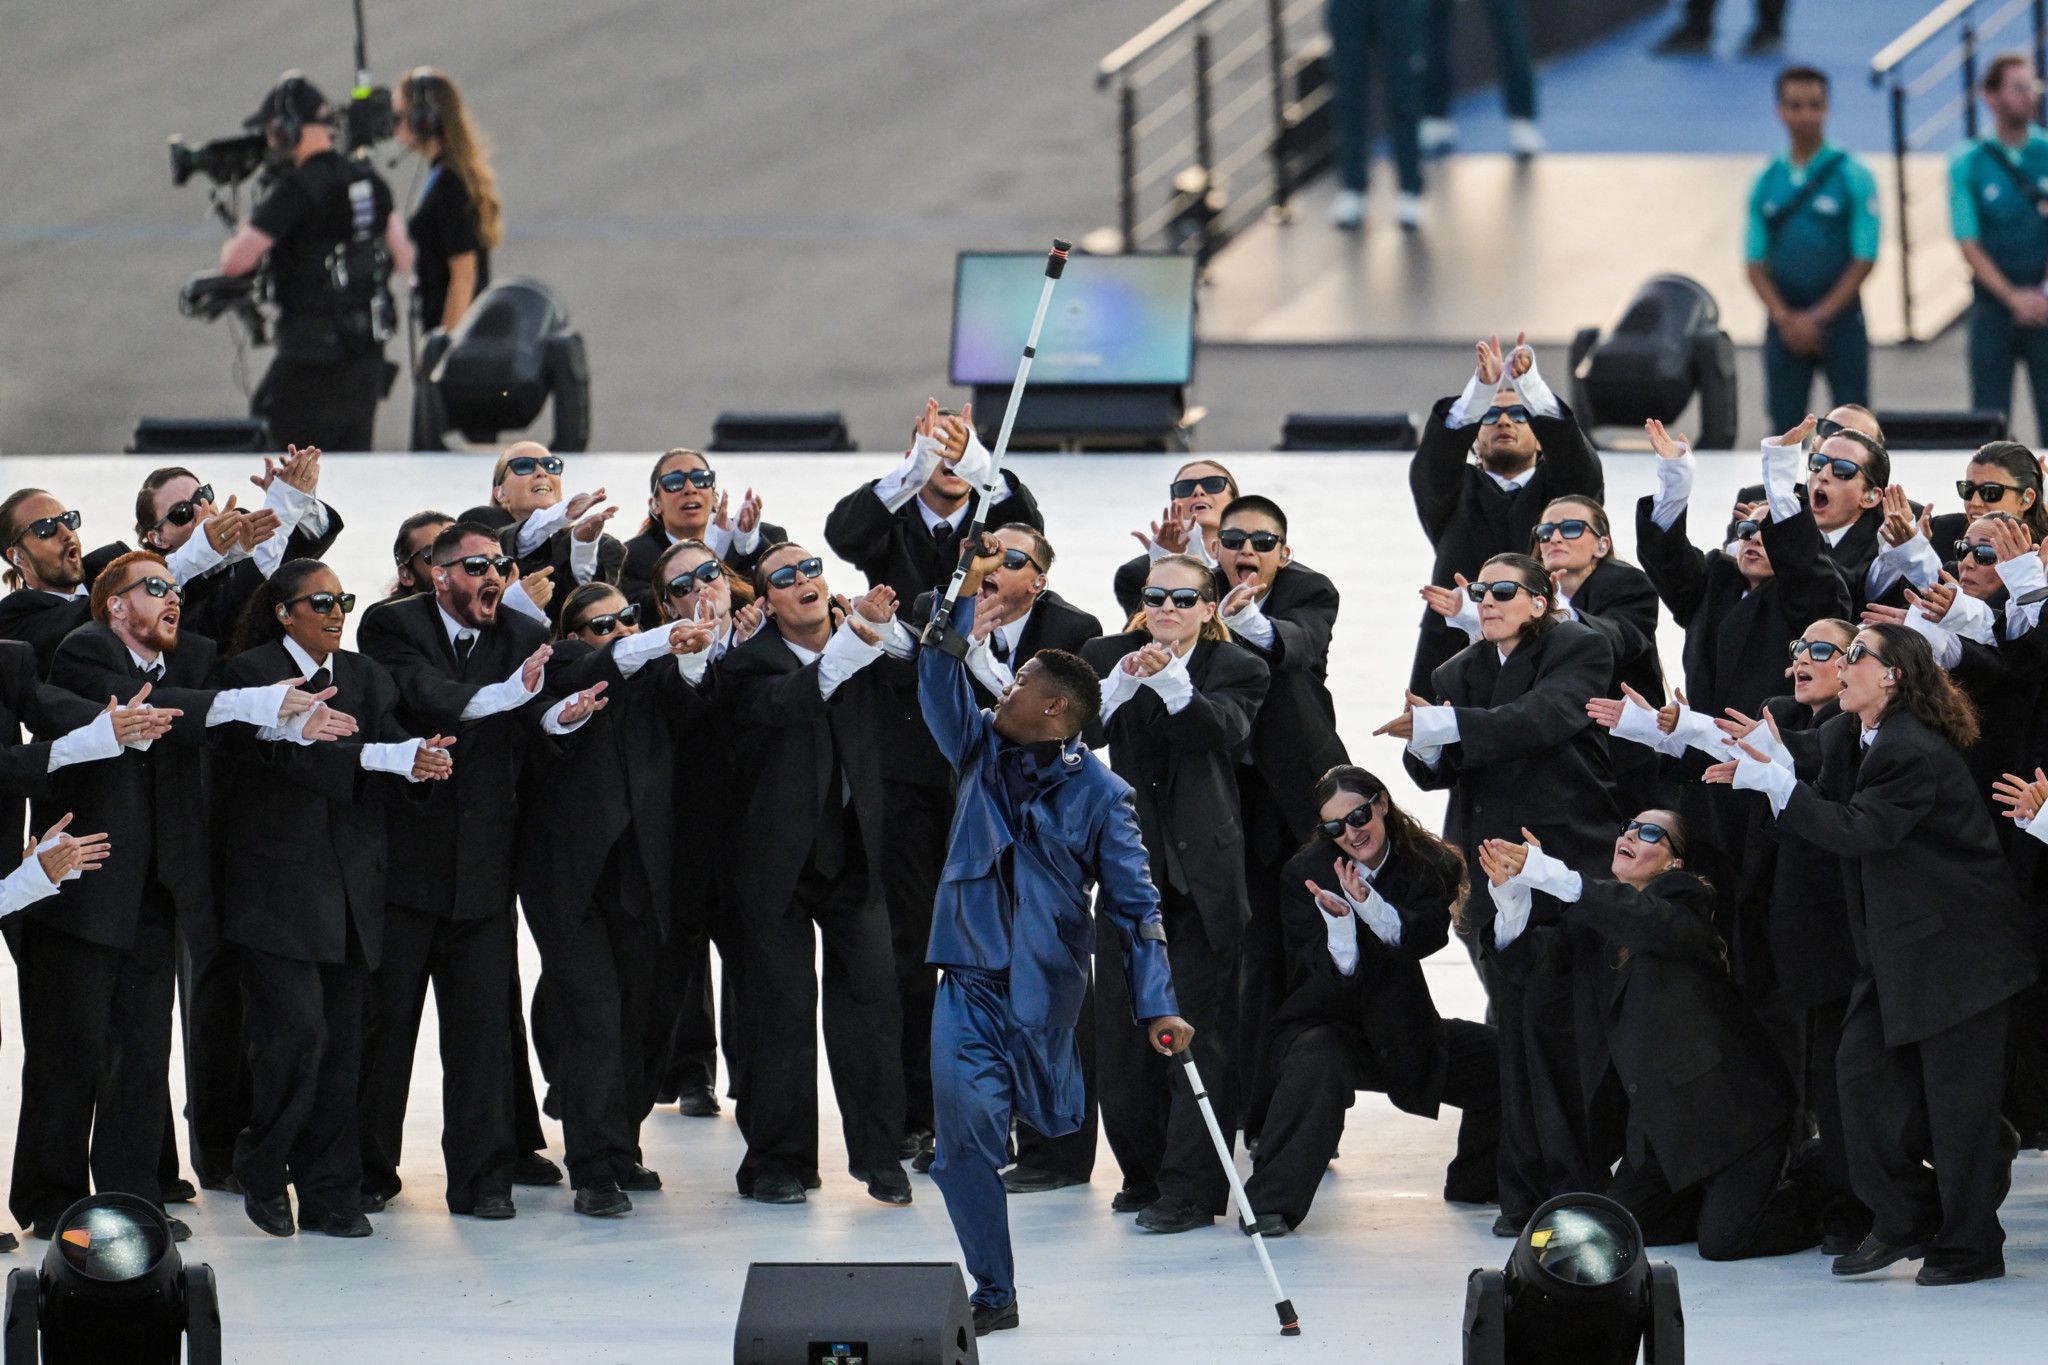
[266,71,312,152]
[405,67,443,142]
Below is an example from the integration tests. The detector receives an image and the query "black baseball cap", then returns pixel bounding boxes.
[245,72,332,132]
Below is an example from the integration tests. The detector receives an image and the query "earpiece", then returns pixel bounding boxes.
[405,68,443,141]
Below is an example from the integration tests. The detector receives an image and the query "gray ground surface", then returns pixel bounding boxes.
[2,1,2024,457]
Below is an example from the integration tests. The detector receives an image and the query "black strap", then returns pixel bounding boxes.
[1761,150,1848,247]
[1977,138,2047,211]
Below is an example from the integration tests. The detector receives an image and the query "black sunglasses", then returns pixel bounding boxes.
[1479,404,1531,426]
[1811,417,1846,442]
[574,604,639,636]
[152,484,214,530]
[1142,586,1212,609]
[1317,801,1382,839]
[504,455,564,478]
[1217,529,1283,553]
[1623,819,1677,850]
[664,560,726,597]
[998,548,1045,573]
[1788,638,1843,662]
[1169,475,1232,499]
[1464,579,1539,603]
[1842,642,1887,666]
[1807,452,1865,482]
[117,576,178,601]
[1957,479,2024,504]
[1953,540,2001,566]
[765,556,826,590]
[284,591,356,616]
[1734,520,1764,542]
[1533,519,1591,542]
[441,554,515,578]
[9,509,82,547]
[656,468,717,494]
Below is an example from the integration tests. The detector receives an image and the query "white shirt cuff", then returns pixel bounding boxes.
[1610,698,1679,755]
[361,739,424,780]
[540,697,590,735]
[165,530,227,585]
[874,616,918,662]
[1446,369,1493,429]
[1511,359,1562,418]
[0,843,65,920]
[1320,905,1361,975]
[2026,815,2048,848]
[1998,555,2048,635]
[948,428,996,490]
[611,626,676,678]
[1487,878,1534,949]
[1734,753,1798,815]
[568,531,601,584]
[702,523,735,559]
[502,579,548,624]
[47,710,121,772]
[1870,532,1942,598]
[818,617,885,699]
[965,636,1014,696]
[1137,650,1196,714]
[1649,451,1696,532]
[515,501,573,557]
[461,662,542,721]
[1225,601,1277,649]
[1739,720,1795,769]
[1099,660,1143,724]
[1670,706,1727,759]
[1351,885,1404,947]
[874,436,947,513]
[1761,438,1803,524]
[1943,590,1998,645]
[732,520,764,556]
[207,683,289,728]
[1409,704,1460,749]
[1901,607,1963,669]
[1511,845,1583,902]
[676,646,710,686]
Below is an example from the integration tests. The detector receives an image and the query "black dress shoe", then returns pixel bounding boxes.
[573,1183,632,1218]
[861,1167,913,1206]
[0,1233,15,1253]
[1240,1213,1289,1238]
[360,1184,400,1214]
[1110,1184,1159,1214]
[898,1127,933,1162]
[303,1211,372,1238]
[972,1300,1020,1336]
[911,1142,936,1175]
[618,1163,662,1193]
[1917,1259,2005,1286]
[1002,1166,1085,1195]
[1135,1195,1212,1234]
[200,1174,244,1196]
[162,1177,198,1205]
[1821,1230,1867,1258]
[28,1218,54,1242]
[245,1193,295,1238]
[1491,1214,1525,1238]
[750,1176,807,1206]
[513,1152,564,1186]
[165,1216,193,1243]
[466,1195,517,1220]
[676,1085,720,1118]
[1832,1234,1927,1276]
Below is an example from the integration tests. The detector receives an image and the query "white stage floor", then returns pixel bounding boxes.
[2,448,2043,1361]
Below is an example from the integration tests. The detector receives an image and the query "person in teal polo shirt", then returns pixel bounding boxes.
[1746,65,1880,433]
[1953,53,2048,441]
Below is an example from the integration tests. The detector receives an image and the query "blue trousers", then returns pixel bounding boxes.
[1968,289,2048,444]
[930,967,1082,1310]
[1326,0,1426,195]
[1762,305,1869,434]
[1423,0,1536,120]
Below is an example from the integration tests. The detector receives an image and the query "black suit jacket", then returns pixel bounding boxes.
[177,504,345,643]
[1268,838,1464,1118]
[1225,561,1349,840]
[0,591,94,678]
[29,623,229,951]
[1732,481,1888,611]
[1407,394,1604,692]
[1506,870,1794,1191]
[908,587,1104,707]
[1778,710,2038,1046]
[0,642,103,849]
[356,593,562,919]
[1079,633,1270,945]
[720,621,897,917]
[217,641,413,967]
[618,522,787,620]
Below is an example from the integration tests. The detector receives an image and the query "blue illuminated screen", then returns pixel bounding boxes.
[950,252,1196,387]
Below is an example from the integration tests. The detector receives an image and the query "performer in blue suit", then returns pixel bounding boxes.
[919,535,1193,1337]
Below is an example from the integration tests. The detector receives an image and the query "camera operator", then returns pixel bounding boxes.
[393,68,499,338]
[218,72,412,453]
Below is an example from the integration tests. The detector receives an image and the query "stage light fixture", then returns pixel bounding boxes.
[3,1194,221,1364]
[1569,273,1737,450]
[413,276,591,452]
[1462,1193,1683,1365]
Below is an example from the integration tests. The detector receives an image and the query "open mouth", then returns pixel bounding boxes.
[1233,559,1259,582]
[1190,499,1215,518]
[323,623,344,637]
[1810,485,1832,516]
[1616,843,1637,862]
[1793,665,1815,688]
[532,480,555,497]
[160,610,180,631]
[479,586,501,610]
[978,579,999,600]
[680,499,703,514]
[799,589,821,607]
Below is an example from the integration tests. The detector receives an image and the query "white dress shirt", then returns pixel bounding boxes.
[1223,591,1277,649]
[790,615,915,700]
[609,622,712,685]
[261,636,423,777]
[513,501,602,584]
[123,646,288,729]
[1487,844,1585,950]
[0,837,75,920]
[1319,853,1405,976]
[1998,554,2048,636]
[1099,640,1197,723]
[438,607,587,733]
[1647,443,1696,532]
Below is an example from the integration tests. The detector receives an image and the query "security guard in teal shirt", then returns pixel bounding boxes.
[1746,66,1880,432]
[1953,53,2048,441]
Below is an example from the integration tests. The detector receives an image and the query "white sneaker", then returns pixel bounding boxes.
[1329,189,1364,230]
[1508,118,1545,158]
[1419,117,1458,154]
[1395,192,1424,230]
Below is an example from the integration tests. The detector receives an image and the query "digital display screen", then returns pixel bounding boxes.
[949,252,1197,387]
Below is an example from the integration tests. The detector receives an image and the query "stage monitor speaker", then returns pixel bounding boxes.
[1277,412,1420,450]
[710,412,856,453]
[734,1262,976,1365]
[128,417,269,455]
[1870,409,2008,450]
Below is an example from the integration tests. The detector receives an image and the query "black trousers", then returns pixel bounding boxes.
[735,829,905,1191]
[880,779,949,1134]
[2001,977,2048,1138]
[525,843,673,1190]
[234,938,370,1221]
[1235,775,1294,1142]
[1608,1124,1818,1260]
[1011,967,1099,1180]
[658,928,723,1097]
[8,888,176,1226]
[1493,962,1598,1223]
[1095,888,1241,1213]
[1245,1019,1501,1228]
[251,350,385,453]
[1839,985,2014,1268]
[1793,995,1870,1242]
[357,907,518,1210]
[175,933,248,1187]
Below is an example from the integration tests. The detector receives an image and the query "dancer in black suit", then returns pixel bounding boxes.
[1408,333,1604,693]
[1480,811,1819,1259]
[220,560,454,1238]
[1243,768,1499,1232]
[461,444,625,626]
[722,543,911,1207]
[1081,553,1270,1232]
[618,449,785,617]
[0,490,133,673]
[1713,623,2036,1284]
[1111,459,1239,618]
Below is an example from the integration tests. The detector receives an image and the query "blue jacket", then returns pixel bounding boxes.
[920,597,1178,1033]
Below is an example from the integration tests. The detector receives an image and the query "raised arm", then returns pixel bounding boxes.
[1567,874,1725,968]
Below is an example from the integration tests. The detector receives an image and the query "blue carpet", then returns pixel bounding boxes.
[1442,0,1983,153]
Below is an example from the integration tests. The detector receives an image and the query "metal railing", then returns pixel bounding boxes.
[1871,0,2048,340]
[1093,0,1335,260]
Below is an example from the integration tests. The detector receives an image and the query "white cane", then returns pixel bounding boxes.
[1159,1030,1301,1337]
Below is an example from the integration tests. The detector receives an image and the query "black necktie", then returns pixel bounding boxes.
[931,520,953,547]
[991,631,1011,664]
[307,666,332,693]
[453,634,476,671]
